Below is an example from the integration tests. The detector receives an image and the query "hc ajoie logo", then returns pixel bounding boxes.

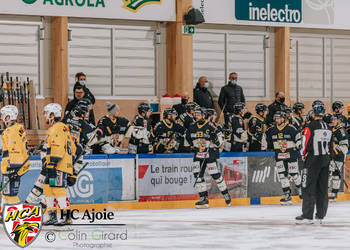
[2,203,43,248]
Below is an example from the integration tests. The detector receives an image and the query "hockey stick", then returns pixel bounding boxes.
[26,78,31,129]
[0,136,48,193]
[5,72,10,105]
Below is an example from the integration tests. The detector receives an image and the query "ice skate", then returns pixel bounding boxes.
[224,193,231,207]
[195,196,209,209]
[295,215,314,225]
[315,216,324,225]
[280,193,292,205]
[55,209,72,226]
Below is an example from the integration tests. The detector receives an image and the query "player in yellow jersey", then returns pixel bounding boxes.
[0,105,29,211]
[42,103,74,226]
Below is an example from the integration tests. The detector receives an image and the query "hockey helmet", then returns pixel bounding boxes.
[255,103,268,114]
[206,108,217,118]
[233,102,246,115]
[43,103,62,118]
[332,101,344,112]
[283,106,293,114]
[186,102,198,113]
[313,103,326,117]
[293,102,305,113]
[0,105,18,122]
[307,110,314,122]
[138,103,152,115]
[323,113,333,124]
[273,111,286,120]
[163,108,176,119]
[194,107,206,116]
[312,100,324,108]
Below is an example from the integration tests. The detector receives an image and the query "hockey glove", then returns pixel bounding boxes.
[47,167,57,187]
[67,175,77,187]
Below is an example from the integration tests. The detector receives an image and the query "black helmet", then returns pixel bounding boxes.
[273,111,286,120]
[293,102,305,112]
[255,103,267,114]
[283,106,293,114]
[206,108,217,118]
[233,102,246,115]
[194,107,206,116]
[323,113,333,124]
[307,110,314,122]
[313,103,326,116]
[332,101,344,112]
[186,102,198,113]
[163,108,176,119]
[312,100,324,108]
[138,103,152,114]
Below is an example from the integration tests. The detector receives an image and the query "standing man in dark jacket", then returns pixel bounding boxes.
[266,92,288,127]
[218,72,245,124]
[193,76,214,109]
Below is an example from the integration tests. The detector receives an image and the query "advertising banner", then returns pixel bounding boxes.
[17,155,135,204]
[0,0,176,21]
[193,0,350,30]
[138,154,248,201]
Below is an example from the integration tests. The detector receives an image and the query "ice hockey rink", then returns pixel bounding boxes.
[1,201,350,250]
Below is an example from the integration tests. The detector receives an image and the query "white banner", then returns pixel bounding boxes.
[138,156,248,201]
[0,0,175,21]
[193,0,350,30]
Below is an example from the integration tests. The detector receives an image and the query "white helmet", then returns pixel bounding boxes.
[44,103,62,118]
[1,105,18,122]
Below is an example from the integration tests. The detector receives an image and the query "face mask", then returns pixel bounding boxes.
[280,97,285,103]
[204,82,209,88]
[181,98,188,105]
[79,80,86,86]
[231,80,237,85]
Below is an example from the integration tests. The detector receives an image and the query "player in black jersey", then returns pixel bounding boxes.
[328,114,349,202]
[224,103,248,152]
[248,103,268,152]
[291,102,305,132]
[153,108,185,153]
[186,107,231,208]
[91,102,131,154]
[266,111,302,205]
[332,101,348,130]
[125,103,153,154]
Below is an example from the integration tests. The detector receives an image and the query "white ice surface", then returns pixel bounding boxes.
[1,201,350,250]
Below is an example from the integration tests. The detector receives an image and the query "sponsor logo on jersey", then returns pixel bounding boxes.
[3,203,42,248]
[122,0,162,12]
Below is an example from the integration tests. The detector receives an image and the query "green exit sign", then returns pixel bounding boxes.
[183,25,195,35]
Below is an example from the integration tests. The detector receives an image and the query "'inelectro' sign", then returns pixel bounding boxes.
[235,0,302,24]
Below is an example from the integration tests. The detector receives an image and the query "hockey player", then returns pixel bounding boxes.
[186,107,231,208]
[42,103,74,225]
[296,102,332,224]
[153,108,185,153]
[125,103,153,154]
[248,103,268,152]
[266,111,302,205]
[0,105,29,210]
[177,102,197,129]
[92,102,130,154]
[224,103,248,152]
[328,114,349,202]
[332,101,348,130]
[291,102,305,132]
